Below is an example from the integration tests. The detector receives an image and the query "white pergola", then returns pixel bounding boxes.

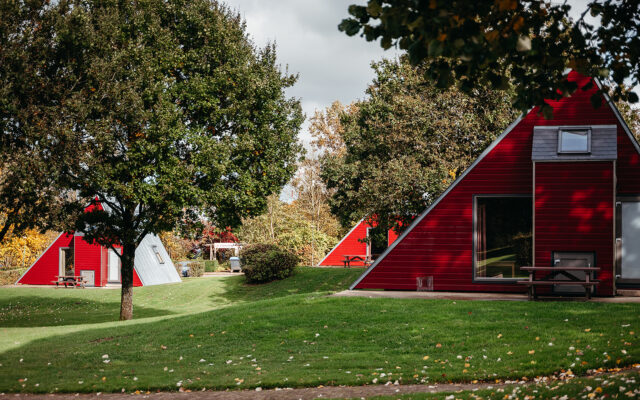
[205,243,244,260]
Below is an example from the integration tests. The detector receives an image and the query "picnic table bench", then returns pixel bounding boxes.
[52,275,86,289]
[517,266,600,300]
[342,255,373,268]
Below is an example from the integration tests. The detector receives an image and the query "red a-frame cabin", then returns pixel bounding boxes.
[351,72,640,296]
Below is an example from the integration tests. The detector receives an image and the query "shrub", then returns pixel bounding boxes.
[173,260,204,278]
[241,244,299,284]
[204,259,219,272]
[188,261,204,277]
[0,268,27,286]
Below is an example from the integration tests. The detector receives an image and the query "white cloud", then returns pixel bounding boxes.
[223,0,401,147]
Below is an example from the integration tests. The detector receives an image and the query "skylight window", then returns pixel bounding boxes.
[558,129,590,153]
[152,245,165,264]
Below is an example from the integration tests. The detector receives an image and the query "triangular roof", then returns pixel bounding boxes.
[350,74,640,290]
[318,218,365,266]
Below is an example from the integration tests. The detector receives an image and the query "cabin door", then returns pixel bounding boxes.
[619,201,640,283]
[108,249,121,282]
[59,247,74,277]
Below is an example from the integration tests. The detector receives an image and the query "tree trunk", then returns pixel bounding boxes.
[119,242,136,321]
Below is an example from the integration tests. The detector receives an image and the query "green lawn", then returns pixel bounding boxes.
[0,267,639,394]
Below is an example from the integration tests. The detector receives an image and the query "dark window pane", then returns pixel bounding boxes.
[367,226,388,260]
[476,197,532,279]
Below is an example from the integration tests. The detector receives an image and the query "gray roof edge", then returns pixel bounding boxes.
[533,124,617,130]
[317,218,365,266]
[349,113,526,290]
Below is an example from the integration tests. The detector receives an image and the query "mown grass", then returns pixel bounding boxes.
[0,267,361,327]
[0,267,638,394]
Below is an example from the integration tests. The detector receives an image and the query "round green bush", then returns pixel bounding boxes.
[240,244,299,284]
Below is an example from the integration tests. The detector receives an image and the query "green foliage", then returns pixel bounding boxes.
[238,195,338,266]
[174,260,203,277]
[204,259,219,272]
[0,268,26,286]
[339,0,640,115]
[189,261,205,278]
[321,57,518,232]
[240,243,299,284]
[616,101,640,141]
[0,0,303,318]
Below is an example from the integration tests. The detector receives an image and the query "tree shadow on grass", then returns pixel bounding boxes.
[0,296,173,327]
[211,267,363,304]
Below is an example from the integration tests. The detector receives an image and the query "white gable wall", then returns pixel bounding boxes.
[134,234,181,286]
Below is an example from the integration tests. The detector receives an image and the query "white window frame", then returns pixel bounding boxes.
[152,245,165,264]
[557,128,591,154]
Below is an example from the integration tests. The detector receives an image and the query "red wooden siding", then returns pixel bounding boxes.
[17,233,74,285]
[354,71,624,292]
[74,235,103,287]
[617,128,640,194]
[319,220,399,266]
[18,235,143,287]
[534,162,614,295]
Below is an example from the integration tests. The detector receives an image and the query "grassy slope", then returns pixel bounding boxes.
[0,267,639,394]
[0,268,360,352]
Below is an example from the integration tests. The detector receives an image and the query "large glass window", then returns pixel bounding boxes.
[475,197,532,279]
[558,129,590,153]
[366,226,388,260]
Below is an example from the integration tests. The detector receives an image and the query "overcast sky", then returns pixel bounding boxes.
[222,0,401,147]
[222,0,603,148]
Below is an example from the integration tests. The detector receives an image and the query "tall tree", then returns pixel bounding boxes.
[0,1,82,242]
[321,57,518,233]
[290,158,342,265]
[237,194,337,265]
[1,0,303,320]
[339,0,640,117]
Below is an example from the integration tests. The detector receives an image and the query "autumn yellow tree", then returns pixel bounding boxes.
[0,229,57,270]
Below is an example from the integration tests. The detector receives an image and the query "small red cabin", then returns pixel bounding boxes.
[352,72,640,296]
[16,232,181,287]
[319,219,399,266]
[16,202,181,287]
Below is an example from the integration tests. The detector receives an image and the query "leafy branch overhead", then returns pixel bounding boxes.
[339,0,640,117]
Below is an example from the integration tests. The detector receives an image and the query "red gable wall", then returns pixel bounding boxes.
[17,233,74,285]
[354,72,627,292]
[319,221,399,266]
[74,235,103,287]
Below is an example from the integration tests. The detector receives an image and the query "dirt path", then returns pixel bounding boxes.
[0,381,509,400]
[3,369,636,400]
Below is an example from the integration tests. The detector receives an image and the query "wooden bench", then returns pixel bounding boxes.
[342,255,372,268]
[52,275,86,289]
[518,266,600,300]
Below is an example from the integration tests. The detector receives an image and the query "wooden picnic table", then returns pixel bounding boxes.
[342,255,373,268]
[518,266,600,300]
[52,275,86,289]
